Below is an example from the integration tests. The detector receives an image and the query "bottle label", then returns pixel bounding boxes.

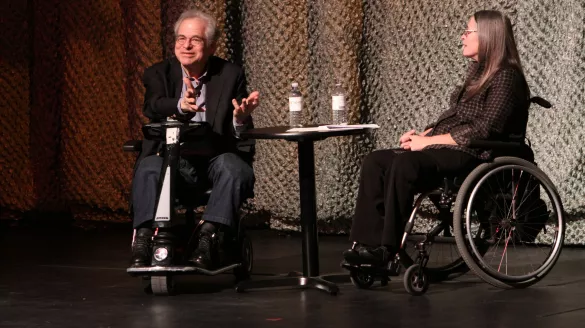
[332,95,345,111]
[289,97,302,112]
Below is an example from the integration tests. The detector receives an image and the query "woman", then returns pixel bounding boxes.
[343,10,531,265]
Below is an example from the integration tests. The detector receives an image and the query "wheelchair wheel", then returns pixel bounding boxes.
[403,264,429,296]
[350,270,375,289]
[151,275,175,296]
[400,191,471,283]
[234,233,253,282]
[454,157,565,289]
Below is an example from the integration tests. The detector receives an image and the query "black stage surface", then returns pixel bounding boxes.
[1,221,585,327]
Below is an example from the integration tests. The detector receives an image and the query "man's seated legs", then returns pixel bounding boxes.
[190,153,255,269]
[131,155,163,267]
[130,153,254,268]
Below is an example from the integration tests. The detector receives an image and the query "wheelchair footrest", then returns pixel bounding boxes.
[127,263,241,276]
[341,261,400,276]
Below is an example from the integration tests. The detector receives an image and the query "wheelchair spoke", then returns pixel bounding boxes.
[484,175,508,221]
[512,178,541,220]
[497,229,512,274]
[487,225,506,268]
[497,169,512,218]
[505,169,521,223]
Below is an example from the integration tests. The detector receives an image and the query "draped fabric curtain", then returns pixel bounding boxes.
[2,0,584,242]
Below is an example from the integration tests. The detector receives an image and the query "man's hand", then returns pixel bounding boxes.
[232,91,260,123]
[180,77,205,113]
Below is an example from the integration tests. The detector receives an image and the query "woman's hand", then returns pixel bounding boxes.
[400,128,433,150]
[420,128,433,136]
[407,133,457,151]
[408,135,431,151]
[399,129,416,150]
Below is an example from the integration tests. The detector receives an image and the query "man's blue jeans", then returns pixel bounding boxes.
[132,152,254,229]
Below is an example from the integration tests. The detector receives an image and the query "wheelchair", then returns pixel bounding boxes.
[124,119,253,296]
[342,97,565,295]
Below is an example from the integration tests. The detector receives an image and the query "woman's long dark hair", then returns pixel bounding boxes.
[464,10,529,100]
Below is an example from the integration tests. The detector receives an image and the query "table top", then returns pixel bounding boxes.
[240,125,376,142]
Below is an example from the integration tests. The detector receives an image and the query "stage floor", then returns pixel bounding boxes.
[2,222,585,327]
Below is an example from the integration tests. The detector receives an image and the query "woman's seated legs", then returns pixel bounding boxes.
[349,149,401,246]
[344,148,479,265]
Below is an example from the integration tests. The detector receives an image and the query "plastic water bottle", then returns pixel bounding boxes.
[332,82,347,125]
[289,82,303,127]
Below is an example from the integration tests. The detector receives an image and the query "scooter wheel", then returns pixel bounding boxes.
[350,270,375,289]
[151,275,175,296]
[142,276,153,294]
[404,264,429,296]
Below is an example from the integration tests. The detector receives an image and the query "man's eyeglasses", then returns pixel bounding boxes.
[176,36,205,46]
[463,29,477,36]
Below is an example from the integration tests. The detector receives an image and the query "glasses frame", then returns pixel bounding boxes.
[175,35,205,47]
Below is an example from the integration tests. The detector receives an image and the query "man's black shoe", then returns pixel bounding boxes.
[131,228,153,267]
[189,231,214,269]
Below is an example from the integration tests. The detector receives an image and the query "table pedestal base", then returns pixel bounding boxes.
[235,272,340,295]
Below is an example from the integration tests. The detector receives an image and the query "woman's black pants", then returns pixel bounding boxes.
[350,148,479,249]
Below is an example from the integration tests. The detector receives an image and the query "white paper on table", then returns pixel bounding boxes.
[286,124,379,132]
[324,124,379,130]
[286,126,330,132]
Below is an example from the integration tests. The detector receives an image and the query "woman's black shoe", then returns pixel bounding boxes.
[342,246,362,264]
[357,246,391,265]
[343,243,391,266]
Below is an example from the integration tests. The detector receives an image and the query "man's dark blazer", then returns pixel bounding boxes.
[134,55,254,175]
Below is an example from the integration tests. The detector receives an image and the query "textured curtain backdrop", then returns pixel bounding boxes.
[0,0,33,213]
[1,0,584,242]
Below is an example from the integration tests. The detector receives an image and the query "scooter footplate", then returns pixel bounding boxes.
[127,263,240,276]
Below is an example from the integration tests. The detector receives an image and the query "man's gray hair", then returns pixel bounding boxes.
[173,9,220,44]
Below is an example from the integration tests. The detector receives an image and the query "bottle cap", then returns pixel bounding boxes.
[292,82,299,88]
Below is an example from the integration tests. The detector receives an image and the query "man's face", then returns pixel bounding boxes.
[174,18,215,69]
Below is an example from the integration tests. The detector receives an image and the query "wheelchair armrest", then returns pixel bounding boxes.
[529,96,552,109]
[468,139,525,150]
[123,140,142,152]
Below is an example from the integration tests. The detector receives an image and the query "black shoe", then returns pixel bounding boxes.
[131,228,153,267]
[358,246,392,265]
[343,243,391,266]
[343,243,368,264]
[189,231,214,269]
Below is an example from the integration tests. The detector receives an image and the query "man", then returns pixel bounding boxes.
[130,9,260,269]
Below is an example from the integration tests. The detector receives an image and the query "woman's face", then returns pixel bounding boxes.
[461,17,479,61]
